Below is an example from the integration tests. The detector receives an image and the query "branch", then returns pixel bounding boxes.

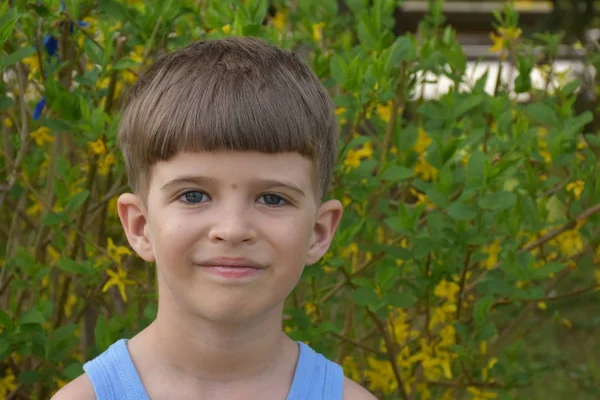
[465,202,600,294]
[492,283,600,308]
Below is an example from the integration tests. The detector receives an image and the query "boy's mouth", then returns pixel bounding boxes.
[195,257,267,279]
[196,256,265,269]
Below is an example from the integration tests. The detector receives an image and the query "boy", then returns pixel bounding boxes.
[54,36,376,399]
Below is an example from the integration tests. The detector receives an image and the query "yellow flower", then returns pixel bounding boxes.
[272,10,287,31]
[30,126,54,146]
[47,246,61,264]
[342,356,361,382]
[26,195,42,216]
[312,22,325,42]
[566,180,585,199]
[501,27,522,41]
[467,386,498,399]
[221,24,231,34]
[489,26,522,54]
[98,153,115,176]
[376,102,392,123]
[537,301,547,311]
[414,127,431,153]
[556,229,583,257]
[483,239,501,270]
[107,237,132,264]
[413,158,438,181]
[335,107,347,125]
[343,141,373,170]
[102,267,136,301]
[489,32,504,53]
[364,357,397,395]
[433,279,460,303]
[22,54,40,79]
[3,118,13,128]
[108,196,119,218]
[64,293,77,317]
[89,139,106,155]
[0,368,17,399]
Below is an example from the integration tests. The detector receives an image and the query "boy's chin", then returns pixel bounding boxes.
[185,298,285,326]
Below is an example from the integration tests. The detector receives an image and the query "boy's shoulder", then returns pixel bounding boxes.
[343,376,378,400]
[50,370,374,400]
[50,373,95,400]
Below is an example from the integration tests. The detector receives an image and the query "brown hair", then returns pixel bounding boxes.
[118,36,337,203]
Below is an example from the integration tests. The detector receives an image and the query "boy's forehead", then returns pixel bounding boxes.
[151,150,317,190]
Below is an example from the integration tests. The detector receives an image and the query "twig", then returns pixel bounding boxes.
[465,202,600,294]
[330,332,386,357]
[455,247,472,322]
[61,11,103,50]
[492,283,600,308]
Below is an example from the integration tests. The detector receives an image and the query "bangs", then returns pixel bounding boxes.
[123,48,333,166]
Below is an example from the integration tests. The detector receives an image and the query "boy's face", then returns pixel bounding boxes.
[118,151,343,323]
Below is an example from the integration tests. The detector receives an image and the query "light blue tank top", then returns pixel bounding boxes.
[83,339,344,400]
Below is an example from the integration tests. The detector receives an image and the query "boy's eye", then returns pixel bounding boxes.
[180,191,208,204]
[259,194,288,207]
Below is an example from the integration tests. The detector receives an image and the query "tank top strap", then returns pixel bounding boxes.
[286,342,344,400]
[83,339,150,400]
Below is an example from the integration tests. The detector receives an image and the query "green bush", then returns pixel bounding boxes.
[1,0,600,399]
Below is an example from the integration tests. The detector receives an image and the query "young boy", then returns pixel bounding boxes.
[54,36,376,400]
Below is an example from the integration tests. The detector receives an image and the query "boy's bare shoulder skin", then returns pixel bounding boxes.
[343,376,378,400]
[50,374,95,400]
[51,374,375,400]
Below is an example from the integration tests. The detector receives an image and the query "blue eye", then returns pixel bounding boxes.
[180,191,208,204]
[260,194,287,207]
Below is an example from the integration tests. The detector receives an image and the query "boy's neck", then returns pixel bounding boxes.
[129,293,297,385]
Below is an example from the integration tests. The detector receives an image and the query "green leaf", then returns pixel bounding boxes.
[388,36,416,66]
[83,38,104,66]
[466,150,486,185]
[476,320,498,341]
[63,362,84,380]
[94,315,112,351]
[47,324,78,356]
[42,211,67,227]
[386,293,416,308]
[0,46,36,71]
[473,294,494,327]
[0,338,10,355]
[527,103,559,126]
[330,55,348,86]
[455,94,483,118]
[0,96,14,110]
[531,262,568,279]
[350,287,380,308]
[112,57,140,70]
[0,7,18,47]
[65,190,90,213]
[19,309,45,325]
[447,201,477,221]
[18,370,42,385]
[478,191,517,211]
[56,259,91,275]
[380,166,414,181]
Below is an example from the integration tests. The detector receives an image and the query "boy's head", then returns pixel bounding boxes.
[116,37,343,324]
[118,36,337,204]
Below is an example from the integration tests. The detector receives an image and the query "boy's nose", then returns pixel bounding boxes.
[207,209,257,245]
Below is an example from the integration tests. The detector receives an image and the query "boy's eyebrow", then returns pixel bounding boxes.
[256,179,306,197]
[160,176,218,192]
[160,176,306,197]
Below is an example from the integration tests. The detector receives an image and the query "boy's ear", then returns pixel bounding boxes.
[305,199,343,265]
[117,193,155,262]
